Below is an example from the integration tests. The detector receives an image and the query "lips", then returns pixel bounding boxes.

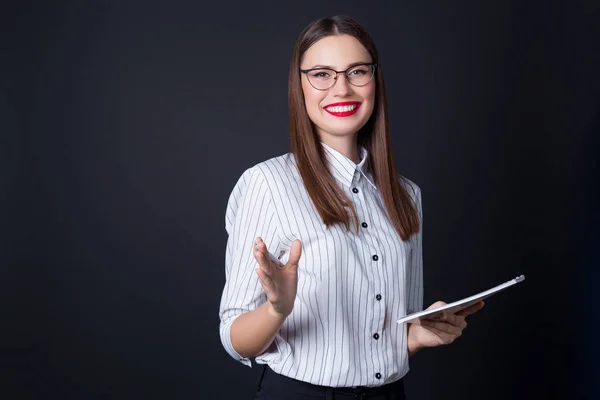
[323,101,361,117]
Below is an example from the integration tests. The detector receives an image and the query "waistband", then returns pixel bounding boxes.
[258,365,405,399]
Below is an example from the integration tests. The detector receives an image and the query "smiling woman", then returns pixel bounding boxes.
[218,15,484,400]
[299,35,376,145]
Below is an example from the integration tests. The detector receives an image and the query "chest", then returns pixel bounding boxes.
[274,179,413,283]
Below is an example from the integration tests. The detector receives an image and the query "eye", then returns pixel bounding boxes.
[309,69,332,78]
[349,66,369,76]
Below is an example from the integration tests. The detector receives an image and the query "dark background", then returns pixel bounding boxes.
[2,1,598,399]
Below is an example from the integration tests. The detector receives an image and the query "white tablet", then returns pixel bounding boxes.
[396,275,525,325]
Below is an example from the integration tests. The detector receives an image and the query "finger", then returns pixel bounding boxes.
[287,240,303,269]
[253,246,271,274]
[255,237,285,269]
[254,237,270,259]
[253,241,274,276]
[419,324,455,344]
[426,301,447,310]
[421,301,448,322]
[446,313,467,328]
[256,268,276,295]
[456,301,485,317]
[421,320,463,336]
[430,313,466,329]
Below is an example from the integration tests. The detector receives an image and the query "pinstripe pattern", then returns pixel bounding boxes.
[219,142,423,387]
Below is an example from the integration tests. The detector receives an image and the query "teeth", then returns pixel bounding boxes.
[326,104,357,112]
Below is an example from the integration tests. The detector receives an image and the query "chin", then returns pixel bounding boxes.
[321,115,370,134]
[330,120,369,135]
[312,112,372,138]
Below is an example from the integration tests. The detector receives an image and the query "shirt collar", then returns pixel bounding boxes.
[321,142,377,190]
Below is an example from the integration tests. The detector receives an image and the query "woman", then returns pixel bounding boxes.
[219,15,484,399]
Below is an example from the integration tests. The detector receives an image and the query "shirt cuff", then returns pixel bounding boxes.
[220,315,252,367]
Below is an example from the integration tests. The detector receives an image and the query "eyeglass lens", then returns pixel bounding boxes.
[306,65,374,90]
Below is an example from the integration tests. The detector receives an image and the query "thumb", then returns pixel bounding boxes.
[287,240,303,269]
[422,300,447,321]
[427,301,447,309]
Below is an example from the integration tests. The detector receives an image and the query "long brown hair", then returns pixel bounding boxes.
[288,15,420,241]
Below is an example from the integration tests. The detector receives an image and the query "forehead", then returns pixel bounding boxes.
[301,34,371,68]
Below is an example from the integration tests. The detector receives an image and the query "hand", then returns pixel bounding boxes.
[407,300,485,354]
[253,237,302,319]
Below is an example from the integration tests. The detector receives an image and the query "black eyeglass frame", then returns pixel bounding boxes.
[299,62,378,90]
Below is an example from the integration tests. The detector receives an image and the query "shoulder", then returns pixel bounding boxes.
[236,152,299,190]
[252,152,298,182]
[229,152,297,197]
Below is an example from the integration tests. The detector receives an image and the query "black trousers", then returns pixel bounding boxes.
[254,365,406,400]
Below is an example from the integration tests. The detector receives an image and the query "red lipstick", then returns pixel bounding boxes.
[323,101,361,117]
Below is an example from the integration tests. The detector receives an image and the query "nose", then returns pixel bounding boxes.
[331,73,352,96]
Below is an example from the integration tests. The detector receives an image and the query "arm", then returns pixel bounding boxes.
[219,167,285,366]
[230,301,286,358]
[403,181,484,356]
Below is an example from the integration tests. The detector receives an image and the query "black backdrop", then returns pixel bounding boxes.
[2,1,599,399]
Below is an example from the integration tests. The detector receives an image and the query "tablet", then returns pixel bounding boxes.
[396,275,525,325]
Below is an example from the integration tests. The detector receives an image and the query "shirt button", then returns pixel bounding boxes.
[375,373,382,379]
[373,333,379,340]
[372,255,379,261]
[352,188,359,194]
[361,222,368,228]
[376,294,382,301]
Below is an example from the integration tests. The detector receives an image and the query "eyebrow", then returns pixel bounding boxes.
[307,61,371,70]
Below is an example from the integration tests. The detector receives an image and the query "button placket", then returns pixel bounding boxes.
[356,185,385,389]
[363,201,386,385]
[352,177,385,380]
[350,183,368,242]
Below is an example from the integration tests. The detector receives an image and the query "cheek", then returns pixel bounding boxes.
[302,80,324,116]
[360,84,376,115]
[363,83,376,105]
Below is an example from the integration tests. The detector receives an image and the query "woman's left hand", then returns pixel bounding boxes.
[407,300,485,355]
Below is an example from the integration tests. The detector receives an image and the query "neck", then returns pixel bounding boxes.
[319,133,360,164]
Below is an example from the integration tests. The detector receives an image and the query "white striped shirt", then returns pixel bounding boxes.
[219,142,423,387]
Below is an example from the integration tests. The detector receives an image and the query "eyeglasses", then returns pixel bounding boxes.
[300,63,377,91]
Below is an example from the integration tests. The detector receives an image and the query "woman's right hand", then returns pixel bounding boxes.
[253,237,302,319]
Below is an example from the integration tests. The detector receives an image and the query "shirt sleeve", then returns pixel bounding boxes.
[218,166,284,367]
[406,181,424,315]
